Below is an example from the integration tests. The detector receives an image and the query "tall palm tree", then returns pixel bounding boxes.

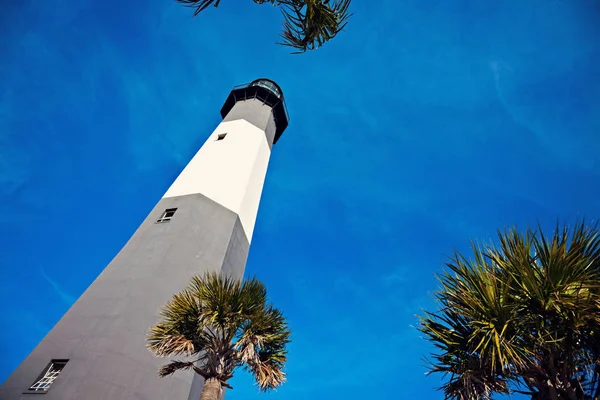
[147,272,291,400]
[175,0,352,53]
[419,221,600,400]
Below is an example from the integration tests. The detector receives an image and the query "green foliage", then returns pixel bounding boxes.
[147,272,291,391]
[175,0,352,53]
[419,221,600,400]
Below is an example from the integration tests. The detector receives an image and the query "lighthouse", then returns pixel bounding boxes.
[0,79,289,399]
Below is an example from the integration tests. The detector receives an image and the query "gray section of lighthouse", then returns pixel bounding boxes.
[0,87,283,399]
[223,99,277,148]
[0,193,248,400]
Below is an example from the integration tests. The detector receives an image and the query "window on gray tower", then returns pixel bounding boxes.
[216,133,227,141]
[157,208,177,223]
[28,359,68,393]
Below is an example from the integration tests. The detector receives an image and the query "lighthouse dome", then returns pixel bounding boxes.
[249,79,283,99]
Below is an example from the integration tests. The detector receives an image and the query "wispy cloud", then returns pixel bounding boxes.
[39,267,75,305]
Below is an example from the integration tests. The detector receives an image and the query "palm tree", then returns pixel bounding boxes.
[419,221,600,400]
[147,272,291,400]
[175,0,352,53]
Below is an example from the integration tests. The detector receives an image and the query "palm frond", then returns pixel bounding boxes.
[176,0,221,16]
[277,0,352,53]
[250,358,287,391]
[189,273,250,341]
[147,328,197,357]
[158,360,199,377]
[175,0,352,53]
[240,277,268,315]
[147,272,290,390]
[236,304,290,390]
[147,288,206,357]
[420,307,511,399]
[440,246,531,372]
[420,221,600,399]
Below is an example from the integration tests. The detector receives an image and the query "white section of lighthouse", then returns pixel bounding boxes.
[163,119,271,243]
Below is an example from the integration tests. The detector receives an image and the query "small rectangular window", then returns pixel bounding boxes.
[216,133,227,141]
[28,359,68,392]
[157,208,177,223]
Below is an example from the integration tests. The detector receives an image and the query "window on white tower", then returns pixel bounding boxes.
[28,359,68,393]
[216,133,227,141]
[156,208,177,223]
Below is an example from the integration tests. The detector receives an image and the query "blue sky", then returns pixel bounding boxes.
[1,0,599,398]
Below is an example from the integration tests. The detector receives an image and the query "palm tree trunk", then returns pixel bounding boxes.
[200,377,222,400]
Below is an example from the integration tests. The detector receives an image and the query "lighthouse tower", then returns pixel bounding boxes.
[0,79,289,400]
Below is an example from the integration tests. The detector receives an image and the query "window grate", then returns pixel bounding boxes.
[156,208,178,223]
[28,360,68,392]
